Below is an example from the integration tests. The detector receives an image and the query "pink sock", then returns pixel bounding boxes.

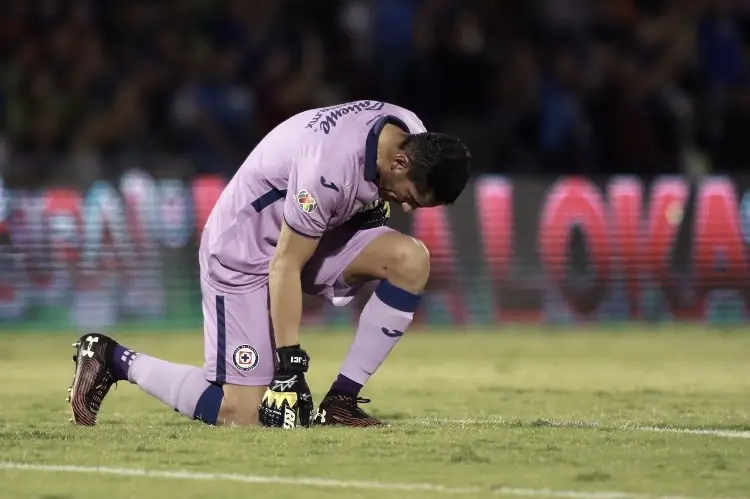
[336,281,419,391]
[128,354,224,424]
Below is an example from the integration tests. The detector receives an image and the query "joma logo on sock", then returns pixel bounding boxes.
[381,327,404,338]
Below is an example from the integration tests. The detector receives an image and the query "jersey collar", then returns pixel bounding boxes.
[365,115,410,183]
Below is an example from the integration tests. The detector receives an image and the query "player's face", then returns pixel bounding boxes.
[379,183,424,212]
[379,155,436,212]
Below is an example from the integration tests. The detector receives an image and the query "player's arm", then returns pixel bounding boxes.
[260,150,344,429]
[268,221,319,349]
[270,160,341,349]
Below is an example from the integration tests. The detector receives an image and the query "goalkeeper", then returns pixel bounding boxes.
[66,100,471,428]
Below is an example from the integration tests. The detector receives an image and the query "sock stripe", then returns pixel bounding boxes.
[193,383,224,425]
[330,374,363,397]
[216,295,226,384]
[337,285,416,388]
[374,280,421,313]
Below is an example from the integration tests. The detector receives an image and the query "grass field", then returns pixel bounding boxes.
[1,326,749,499]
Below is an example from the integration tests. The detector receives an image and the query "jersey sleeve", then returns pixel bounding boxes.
[283,148,346,238]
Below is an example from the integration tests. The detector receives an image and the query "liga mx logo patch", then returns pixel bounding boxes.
[232,345,259,372]
[296,190,317,213]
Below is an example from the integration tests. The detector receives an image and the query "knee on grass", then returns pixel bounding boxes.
[217,401,259,426]
[215,385,264,426]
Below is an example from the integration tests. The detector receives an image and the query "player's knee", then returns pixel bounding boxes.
[217,385,263,426]
[385,236,430,292]
[218,400,259,426]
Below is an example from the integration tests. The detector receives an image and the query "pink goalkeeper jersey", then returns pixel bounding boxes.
[199,100,427,291]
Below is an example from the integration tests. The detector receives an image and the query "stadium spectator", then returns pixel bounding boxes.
[2,0,750,182]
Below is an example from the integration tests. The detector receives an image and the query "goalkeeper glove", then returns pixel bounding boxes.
[346,200,390,230]
[259,345,313,428]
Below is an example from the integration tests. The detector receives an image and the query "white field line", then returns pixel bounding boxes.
[412,418,750,439]
[637,426,750,439]
[0,462,731,499]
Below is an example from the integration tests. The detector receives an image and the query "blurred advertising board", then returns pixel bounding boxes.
[0,172,747,330]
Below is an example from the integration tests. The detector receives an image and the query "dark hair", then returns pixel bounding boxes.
[402,132,471,205]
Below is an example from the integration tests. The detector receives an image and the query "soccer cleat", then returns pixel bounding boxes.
[312,394,382,427]
[67,334,118,426]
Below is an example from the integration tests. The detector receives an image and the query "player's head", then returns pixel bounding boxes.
[379,132,471,211]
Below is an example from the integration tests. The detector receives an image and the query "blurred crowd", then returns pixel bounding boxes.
[2,0,750,187]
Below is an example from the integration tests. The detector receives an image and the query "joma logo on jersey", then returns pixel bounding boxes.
[320,176,338,192]
[304,101,386,134]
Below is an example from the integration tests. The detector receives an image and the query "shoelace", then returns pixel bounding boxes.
[339,397,375,419]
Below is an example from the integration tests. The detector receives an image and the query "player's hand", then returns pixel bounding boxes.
[259,346,313,428]
[346,200,390,230]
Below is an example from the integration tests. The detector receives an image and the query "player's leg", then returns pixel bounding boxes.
[67,333,220,427]
[68,281,273,426]
[334,229,428,391]
[301,225,428,426]
[199,281,274,425]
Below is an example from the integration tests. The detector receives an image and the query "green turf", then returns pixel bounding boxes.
[1,327,749,498]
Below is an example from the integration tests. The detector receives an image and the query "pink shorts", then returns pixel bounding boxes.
[201,225,393,386]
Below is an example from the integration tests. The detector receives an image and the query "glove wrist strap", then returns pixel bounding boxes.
[275,345,309,373]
